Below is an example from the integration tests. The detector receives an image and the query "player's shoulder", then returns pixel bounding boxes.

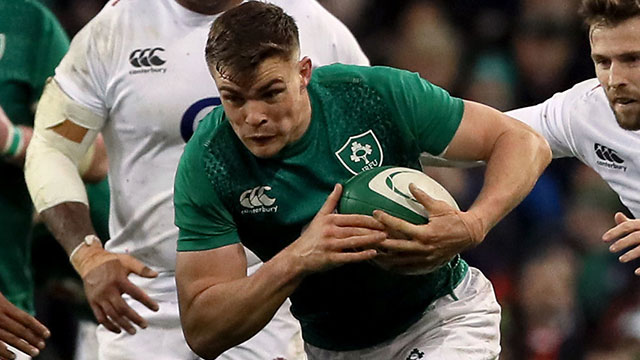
[180,106,233,177]
[267,0,326,17]
[267,0,346,34]
[186,107,227,152]
[556,78,606,107]
[93,0,151,16]
[3,0,46,15]
[76,0,163,35]
[541,78,611,127]
[1,0,57,28]
[68,0,170,59]
[313,64,410,84]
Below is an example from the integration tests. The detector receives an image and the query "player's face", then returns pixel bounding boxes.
[591,17,640,130]
[213,56,313,158]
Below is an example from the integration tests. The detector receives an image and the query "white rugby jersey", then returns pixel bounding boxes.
[508,78,640,218]
[54,0,369,299]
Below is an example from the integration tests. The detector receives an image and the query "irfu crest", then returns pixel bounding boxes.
[335,130,383,175]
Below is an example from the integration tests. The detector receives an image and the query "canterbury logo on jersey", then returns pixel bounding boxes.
[594,143,627,171]
[128,47,167,75]
[239,186,278,214]
[406,348,425,360]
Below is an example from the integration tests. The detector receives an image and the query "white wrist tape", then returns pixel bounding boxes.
[69,234,102,261]
[24,78,106,212]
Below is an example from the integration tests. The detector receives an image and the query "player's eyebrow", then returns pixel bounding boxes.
[619,51,640,60]
[218,78,284,95]
[217,84,242,95]
[255,78,285,93]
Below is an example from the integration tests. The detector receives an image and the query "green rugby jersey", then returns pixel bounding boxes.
[0,0,68,313]
[175,64,468,350]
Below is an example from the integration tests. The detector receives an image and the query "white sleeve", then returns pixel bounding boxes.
[53,11,110,117]
[506,90,578,159]
[290,0,370,67]
[26,8,112,212]
[313,2,369,66]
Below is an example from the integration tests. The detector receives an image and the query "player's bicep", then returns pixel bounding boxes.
[176,244,247,309]
[444,100,531,161]
[34,79,104,154]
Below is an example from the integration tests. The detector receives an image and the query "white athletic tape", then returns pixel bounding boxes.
[25,79,105,212]
[25,134,90,212]
[36,78,104,130]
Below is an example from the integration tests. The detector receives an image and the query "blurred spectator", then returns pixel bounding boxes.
[518,244,580,360]
[387,1,463,91]
[318,0,367,32]
[463,52,517,110]
[512,13,578,106]
[39,0,105,36]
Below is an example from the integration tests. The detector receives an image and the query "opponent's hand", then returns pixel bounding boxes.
[0,293,49,360]
[72,240,160,334]
[603,212,640,275]
[283,184,386,275]
[372,184,485,274]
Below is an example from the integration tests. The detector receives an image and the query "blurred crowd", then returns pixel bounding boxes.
[30,0,640,359]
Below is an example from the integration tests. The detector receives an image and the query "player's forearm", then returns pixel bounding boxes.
[39,202,98,255]
[181,251,303,359]
[470,125,551,238]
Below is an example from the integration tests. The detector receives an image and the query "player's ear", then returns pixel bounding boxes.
[299,56,312,89]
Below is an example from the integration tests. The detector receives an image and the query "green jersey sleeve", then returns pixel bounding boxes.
[371,66,463,155]
[174,109,239,252]
[321,65,464,156]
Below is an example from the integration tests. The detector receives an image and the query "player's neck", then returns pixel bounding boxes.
[174,0,243,15]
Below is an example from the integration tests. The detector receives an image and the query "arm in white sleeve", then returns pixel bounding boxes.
[506,91,577,159]
[25,78,106,213]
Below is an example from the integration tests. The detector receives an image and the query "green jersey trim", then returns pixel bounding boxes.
[177,228,239,252]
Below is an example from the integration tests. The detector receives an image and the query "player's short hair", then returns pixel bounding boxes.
[579,0,640,27]
[205,1,300,84]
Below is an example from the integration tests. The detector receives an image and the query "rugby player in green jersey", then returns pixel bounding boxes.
[0,1,68,357]
[0,1,107,358]
[173,2,552,359]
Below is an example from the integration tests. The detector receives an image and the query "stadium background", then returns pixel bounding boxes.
[30,0,640,359]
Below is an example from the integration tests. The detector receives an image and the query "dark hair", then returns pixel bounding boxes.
[579,0,640,27]
[205,1,299,84]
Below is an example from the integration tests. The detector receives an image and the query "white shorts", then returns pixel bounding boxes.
[5,344,30,360]
[96,267,304,360]
[304,267,501,360]
[75,319,99,360]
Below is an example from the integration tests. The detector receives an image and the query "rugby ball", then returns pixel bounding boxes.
[338,166,459,275]
[338,166,459,224]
